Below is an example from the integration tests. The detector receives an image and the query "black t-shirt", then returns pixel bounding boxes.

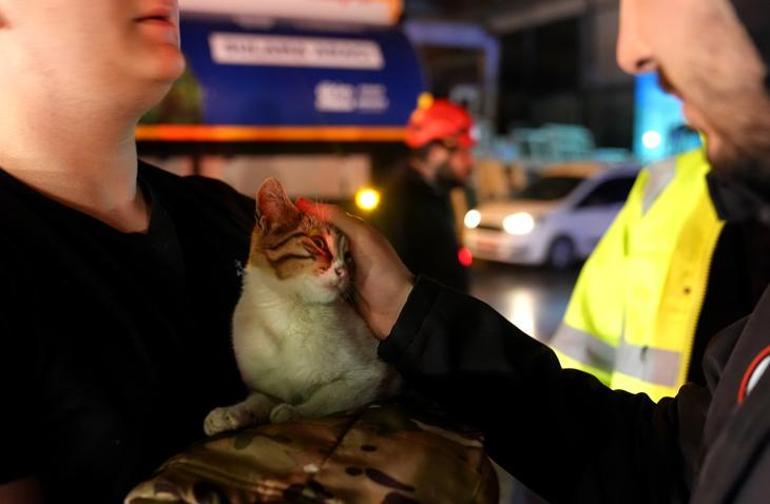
[0,162,254,502]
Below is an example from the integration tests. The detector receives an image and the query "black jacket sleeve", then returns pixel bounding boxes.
[378,277,711,503]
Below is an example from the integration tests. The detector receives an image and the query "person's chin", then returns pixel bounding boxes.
[682,101,707,131]
[682,105,722,163]
[128,56,185,116]
[144,47,186,82]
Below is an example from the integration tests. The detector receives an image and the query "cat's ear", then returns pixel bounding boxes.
[256,178,302,232]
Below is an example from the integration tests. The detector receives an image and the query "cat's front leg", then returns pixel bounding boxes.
[204,392,277,435]
[272,373,382,423]
[269,403,301,424]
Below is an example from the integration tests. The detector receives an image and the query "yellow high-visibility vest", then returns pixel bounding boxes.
[550,149,724,401]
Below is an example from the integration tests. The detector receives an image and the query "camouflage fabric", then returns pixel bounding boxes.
[126,401,499,503]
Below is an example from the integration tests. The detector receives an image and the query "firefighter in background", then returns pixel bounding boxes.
[373,97,476,292]
[550,147,766,401]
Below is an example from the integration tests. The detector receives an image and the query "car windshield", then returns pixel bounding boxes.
[516,176,585,201]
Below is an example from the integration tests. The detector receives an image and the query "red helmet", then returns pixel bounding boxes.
[405,97,476,149]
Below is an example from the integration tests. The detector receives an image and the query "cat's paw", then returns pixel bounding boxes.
[270,403,300,424]
[204,407,245,436]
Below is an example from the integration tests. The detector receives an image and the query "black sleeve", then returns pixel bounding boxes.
[379,277,710,503]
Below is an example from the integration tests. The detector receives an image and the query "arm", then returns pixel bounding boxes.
[297,202,708,503]
[381,276,707,503]
[0,478,45,504]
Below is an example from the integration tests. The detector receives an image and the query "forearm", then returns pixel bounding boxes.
[0,478,45,504]
[379,277,698,503]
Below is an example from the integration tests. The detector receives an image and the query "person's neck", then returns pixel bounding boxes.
[410,159,438,184]
[0,100,149,233]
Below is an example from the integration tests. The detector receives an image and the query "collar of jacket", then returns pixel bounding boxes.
[707,172,770,225]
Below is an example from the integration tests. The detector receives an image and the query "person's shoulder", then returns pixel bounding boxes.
[385,167,428,201]
[139,161,255,228]
[138,161,239,199]
[0,171,53,252]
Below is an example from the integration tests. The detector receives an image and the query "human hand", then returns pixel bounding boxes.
[297,199,414,340]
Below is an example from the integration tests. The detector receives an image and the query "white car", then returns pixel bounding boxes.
[464,162,640,268]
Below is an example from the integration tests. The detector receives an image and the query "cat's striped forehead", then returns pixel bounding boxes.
[252,217,346,280]
[258,215,332,248]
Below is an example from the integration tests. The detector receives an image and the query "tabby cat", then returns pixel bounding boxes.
[204,178,400,435]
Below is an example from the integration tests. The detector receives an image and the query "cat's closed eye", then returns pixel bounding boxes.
[311,236,328,251]
[304,236,331,259]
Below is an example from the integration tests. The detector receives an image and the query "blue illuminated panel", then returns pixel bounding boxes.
[634,73,701,163]
[179,17,425,127]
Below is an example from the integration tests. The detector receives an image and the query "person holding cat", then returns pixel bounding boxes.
[372,97,475,293]
[0,1,257,502]
[300,0,770,501]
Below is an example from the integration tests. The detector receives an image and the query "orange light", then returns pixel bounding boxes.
[458,247,473,267]
[355,188,381,212]
[135,125,406,143]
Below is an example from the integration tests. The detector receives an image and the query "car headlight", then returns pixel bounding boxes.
[503,212,536,235]
[464,209,482,229]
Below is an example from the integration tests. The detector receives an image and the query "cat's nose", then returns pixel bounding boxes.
[334,266,347,278]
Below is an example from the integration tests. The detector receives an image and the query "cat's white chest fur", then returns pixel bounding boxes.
[232,267,394,409]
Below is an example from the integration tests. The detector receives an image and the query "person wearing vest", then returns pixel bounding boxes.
[551,146,770,401]
[296,0,770,501]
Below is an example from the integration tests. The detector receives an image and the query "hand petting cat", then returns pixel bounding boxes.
[296,199,415,341]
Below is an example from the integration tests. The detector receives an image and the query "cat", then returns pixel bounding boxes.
[204,178,401,435]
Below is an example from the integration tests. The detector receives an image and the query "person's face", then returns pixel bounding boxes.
[430,142,474,189]
[617,0,769,168]
[0,0,184,111]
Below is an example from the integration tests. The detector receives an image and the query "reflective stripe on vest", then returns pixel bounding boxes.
[553,324,681,388]
[614,341,681,388]
[551,324,615,372]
